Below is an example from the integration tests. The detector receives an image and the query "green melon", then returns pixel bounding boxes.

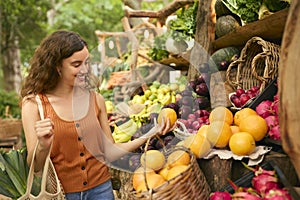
[215,15,241,38]
[208,46,240,72]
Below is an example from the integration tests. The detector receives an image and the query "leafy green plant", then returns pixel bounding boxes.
[147,2,198,61]
[169,1,198,40]
[0,148,41,199]
[0,90,21,119]
[147,32,170,61]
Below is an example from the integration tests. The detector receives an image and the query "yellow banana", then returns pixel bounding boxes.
[117,119,133,130]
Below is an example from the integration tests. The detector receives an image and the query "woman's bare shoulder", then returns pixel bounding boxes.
[21,94,37,108]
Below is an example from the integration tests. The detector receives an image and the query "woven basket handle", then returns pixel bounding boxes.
[226,59,244,90]
[251,51,271,83]
[19,95,62,199]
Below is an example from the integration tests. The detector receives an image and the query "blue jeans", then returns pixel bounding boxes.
[65,180,115,200]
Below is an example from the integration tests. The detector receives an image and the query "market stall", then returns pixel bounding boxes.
[95,0,300,199]
[1,0,299,199]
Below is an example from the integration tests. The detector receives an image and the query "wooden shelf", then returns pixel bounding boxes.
[212,8,289,51]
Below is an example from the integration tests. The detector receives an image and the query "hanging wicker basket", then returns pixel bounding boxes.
[127,138,211,200]
[226,36,280,92]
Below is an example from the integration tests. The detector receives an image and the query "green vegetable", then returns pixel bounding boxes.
[169,1,198,39]
[148,1,198,61]
[147,32,170,61]
[264,0,290,12]
[0,89,21,119]
[221,0,263,24]
[0,151,26,196]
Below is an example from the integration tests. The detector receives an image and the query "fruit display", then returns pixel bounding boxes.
[195,106,270,156]
[131,147,192,193]
[210,163,294,200]
[255,91,280,141]
[112,118,138,143]
[229,85,261,108]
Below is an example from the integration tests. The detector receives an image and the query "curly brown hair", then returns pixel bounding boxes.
[20,30,89,98]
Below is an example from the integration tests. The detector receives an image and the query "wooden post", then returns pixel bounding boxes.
[278,0,300,179]
[187,0,216,81]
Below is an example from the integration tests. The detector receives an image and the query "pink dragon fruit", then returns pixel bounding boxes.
[232,191,261,200]
[268,125,281,141]
[264,116,279,130]
[251,166,280,197]
[263,188,292,200]
[271,100,279,116]
[210,191,232,200]
[256,100,274,118]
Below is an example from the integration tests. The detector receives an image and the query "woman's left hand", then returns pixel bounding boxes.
[142,117,176,139]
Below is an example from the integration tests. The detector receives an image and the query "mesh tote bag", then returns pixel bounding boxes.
[18,95,65,200]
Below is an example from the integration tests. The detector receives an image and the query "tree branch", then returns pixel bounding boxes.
[124,0,195,24]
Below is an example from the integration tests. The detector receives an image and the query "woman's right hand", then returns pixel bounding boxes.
[35,118,54,151]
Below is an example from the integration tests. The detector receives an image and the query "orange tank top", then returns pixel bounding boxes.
[39,92,111,193]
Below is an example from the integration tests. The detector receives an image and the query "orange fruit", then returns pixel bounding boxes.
[158,108,177,127]
[233,108,257,126]
[136,173,166,191]
[167,150,190,168]
[183,133,211,158]
[239,115,268,141]
[209,106,233,125]
[158,165,170,180]
[197,124,209,137]
[229,132,256,156]
[206,121,233,148]
[230,125,240,134]
[140,150,165,171]
[166,165,188,181]
[132,167,156,191]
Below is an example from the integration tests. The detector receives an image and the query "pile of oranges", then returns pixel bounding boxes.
[198,106,268,156]
[132,149,191,192]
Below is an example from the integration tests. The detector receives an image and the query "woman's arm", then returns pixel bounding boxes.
[22,96,54,172]
[95,93,171,162]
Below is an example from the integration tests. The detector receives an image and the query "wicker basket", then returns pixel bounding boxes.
[0,118,23,138]
[226,36,280,92]
[127,144,211,200]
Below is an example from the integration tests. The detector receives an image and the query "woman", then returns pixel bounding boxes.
[20,30,172,199]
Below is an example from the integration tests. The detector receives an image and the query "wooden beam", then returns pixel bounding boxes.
[212,8,289,50]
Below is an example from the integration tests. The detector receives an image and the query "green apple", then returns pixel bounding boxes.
[144,89,152,98]
[169,83,179,91]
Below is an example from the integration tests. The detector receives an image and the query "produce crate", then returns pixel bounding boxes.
[0,118,23,139]
[226,36,280,93]
[248,76,278,109]
[221,160,300,199]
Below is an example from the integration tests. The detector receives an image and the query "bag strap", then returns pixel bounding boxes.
[20,95,58,199]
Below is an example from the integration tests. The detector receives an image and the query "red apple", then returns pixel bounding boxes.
[192,121,201,130]
[240,94,251,106]
[187,113,196,121]
[235,88,245,97]
[194,109,202,118]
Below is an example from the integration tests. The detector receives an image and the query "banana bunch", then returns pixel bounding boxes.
[0,148,40,198]
[130,107,150,126]
[112,119,138,143]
